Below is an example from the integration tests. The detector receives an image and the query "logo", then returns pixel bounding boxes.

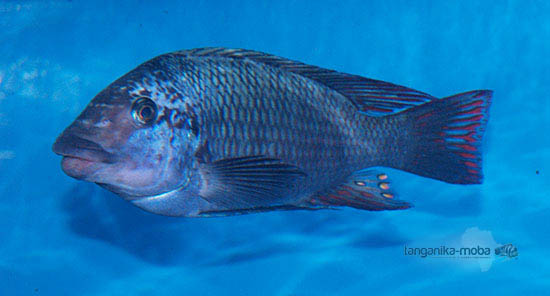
[403,245,492,259]
[494,243,518,259]
[403,227,518,271]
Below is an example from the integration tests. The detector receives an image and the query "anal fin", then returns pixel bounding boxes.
[307,170,412,211]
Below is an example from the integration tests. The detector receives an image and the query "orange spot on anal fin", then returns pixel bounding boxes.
[306,170,411,211]
[354,181,366,186]
[377,174,388,180]
[379,182,390,190]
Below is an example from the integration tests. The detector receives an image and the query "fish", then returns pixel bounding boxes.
[52,47,492,217]
[495,244,518,258]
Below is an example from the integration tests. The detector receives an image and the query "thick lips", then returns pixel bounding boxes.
[52,133,114,179]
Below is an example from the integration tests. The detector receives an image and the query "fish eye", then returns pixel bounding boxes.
[131,97,157,126]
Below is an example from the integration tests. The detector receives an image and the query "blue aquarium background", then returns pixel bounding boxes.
[1,1,549,295]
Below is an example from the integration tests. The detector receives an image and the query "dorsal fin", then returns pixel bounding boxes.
[174,47,436,116]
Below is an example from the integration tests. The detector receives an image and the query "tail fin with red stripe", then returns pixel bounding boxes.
[397,90,492,184]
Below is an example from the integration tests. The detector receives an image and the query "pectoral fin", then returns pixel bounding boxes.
[199,155,306,209]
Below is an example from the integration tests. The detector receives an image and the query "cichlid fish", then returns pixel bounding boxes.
[52,48,491,217]
[495,244,518,258]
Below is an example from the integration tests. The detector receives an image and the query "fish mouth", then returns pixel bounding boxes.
[52,133,114,179]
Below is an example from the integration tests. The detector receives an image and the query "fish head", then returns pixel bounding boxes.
[53,63,200,203]
[508,247,518,258]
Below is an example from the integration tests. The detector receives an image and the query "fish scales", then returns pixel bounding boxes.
[52,48,491,216]
[179,56,368,196]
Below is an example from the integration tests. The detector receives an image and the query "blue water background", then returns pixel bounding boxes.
[1,1,549,295]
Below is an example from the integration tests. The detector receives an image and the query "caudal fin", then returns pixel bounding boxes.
[398,90,492,184]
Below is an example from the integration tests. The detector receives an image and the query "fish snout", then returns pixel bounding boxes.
[53,130,117,180]
[52,131,115,164]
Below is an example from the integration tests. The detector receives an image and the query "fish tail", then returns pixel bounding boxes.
[391,90,492,184]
